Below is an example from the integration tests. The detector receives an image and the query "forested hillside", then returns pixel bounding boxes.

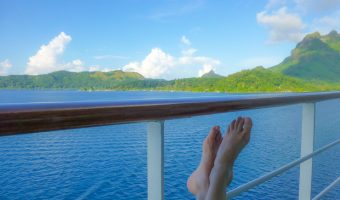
[1,31,340,93]
[271,31,340,82]
[1,67,338,92]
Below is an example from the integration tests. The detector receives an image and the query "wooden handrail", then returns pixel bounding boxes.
[1,92,340,136]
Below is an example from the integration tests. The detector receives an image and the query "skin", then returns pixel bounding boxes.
[187,126,223,199]
[187,117,253,200]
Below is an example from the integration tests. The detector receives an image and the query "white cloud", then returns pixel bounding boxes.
[259,0,340,42]
[26,32,72,75]
[198,64,214,77]
[101,68,112,72]
[182,48,197,56]
[311,11,340,34]
[178,55,219,65]
[181,35,191,46]
[123,36,221,79]
[0,59,12,75]
[25,32,101,74]
[62,59,86,72]
[123,48,175,78]
[257,7,306,43]
[89,66,100,72]
[87,66,113,72]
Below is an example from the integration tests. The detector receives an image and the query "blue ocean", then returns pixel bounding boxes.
[0,90,339,200]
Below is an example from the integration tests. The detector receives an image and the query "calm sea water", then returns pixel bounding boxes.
[0,90,339,200]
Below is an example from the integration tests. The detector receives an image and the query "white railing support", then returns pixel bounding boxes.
[312,177,340,200]
[299,103,315,200]
[147,121,165,200]
[226,139,340,198]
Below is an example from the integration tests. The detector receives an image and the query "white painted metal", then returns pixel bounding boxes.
[299,103,315,200]
[226,139,340,199]
[312,177,340,200]
[147,121,165,200]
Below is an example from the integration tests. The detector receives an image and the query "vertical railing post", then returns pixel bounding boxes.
[147,121,164,200]
[299,103,315,200]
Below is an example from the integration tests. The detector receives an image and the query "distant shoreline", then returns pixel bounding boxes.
[1,88,339,94]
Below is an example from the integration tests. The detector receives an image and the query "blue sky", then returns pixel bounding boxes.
[0,0,339,79]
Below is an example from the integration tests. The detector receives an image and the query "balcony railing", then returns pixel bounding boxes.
[1,92,340,199]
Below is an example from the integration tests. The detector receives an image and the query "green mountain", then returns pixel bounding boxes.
[0,70,145,89]
[1,31,340,93]
[167,66,333,92]
[2,67,335,92]
[321,30,340,52]
[271,31,340,82]
[201,70,224,78]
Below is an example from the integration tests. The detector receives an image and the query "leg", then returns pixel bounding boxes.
[187,126,223,200]
[206,117,252,200]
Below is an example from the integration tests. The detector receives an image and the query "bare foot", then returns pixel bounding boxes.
[187,126,223,197]
[207,117,252,199]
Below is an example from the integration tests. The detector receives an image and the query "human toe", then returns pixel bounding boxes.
[236,117,245,132]
[230,119,236,130]
[243,117,252,132]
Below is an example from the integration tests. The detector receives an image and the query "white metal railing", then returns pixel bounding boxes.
[147,121,165,200]
[312,177,340,200]
[226,138,340,198]
[2,93,340,199]
[146,103,339,200]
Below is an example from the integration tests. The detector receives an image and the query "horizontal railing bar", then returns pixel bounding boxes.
[312,177,340,200]
[226,139,340,199]
[1,92,340,136]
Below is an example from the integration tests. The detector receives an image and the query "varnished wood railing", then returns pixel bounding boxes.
[1,92,340,136]
[1,91,340,200]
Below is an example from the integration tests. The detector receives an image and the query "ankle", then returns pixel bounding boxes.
[196,191,207,200]
[209,163,233,187]
[214,158,234,170]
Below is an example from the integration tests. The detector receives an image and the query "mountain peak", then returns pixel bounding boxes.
[201,70,224,78]
[271,31,340,82]
[304,31,321,40]
[296,33,328,51]
[328,30,339,37]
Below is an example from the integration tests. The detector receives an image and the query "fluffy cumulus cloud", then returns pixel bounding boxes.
[198,64,214,77]
[0,59,12,75]
[258,0,340,43]
[256,0,340,43]
[257,7,306,43]
[26,32,71,74]
[123,48,175,78]
[61,59,86,72]
[25,32,97,75]
[123,36,220,79]
[311,11,340,34]
[178,53,220,77]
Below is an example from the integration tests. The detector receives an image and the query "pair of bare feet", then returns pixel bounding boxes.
[187,117,253,200]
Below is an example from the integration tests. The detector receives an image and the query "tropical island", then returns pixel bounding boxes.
[1,31,340,93]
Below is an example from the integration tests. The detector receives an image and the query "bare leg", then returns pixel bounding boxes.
[187,126,223,200]
[206,117,252,200]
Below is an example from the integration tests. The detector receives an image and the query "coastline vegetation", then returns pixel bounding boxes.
[1,31,340,93]
[1,67,339,93]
